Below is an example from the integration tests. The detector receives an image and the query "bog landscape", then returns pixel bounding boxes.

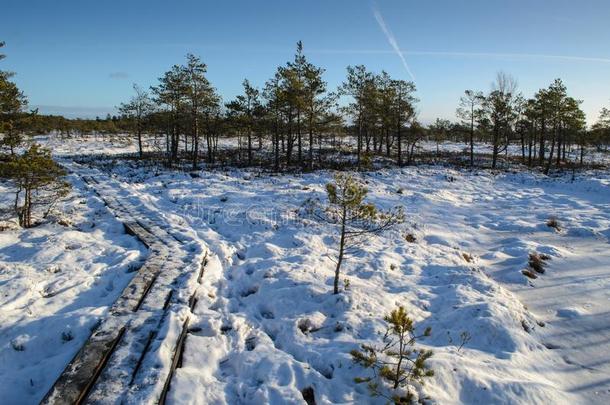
[1,2,609,404]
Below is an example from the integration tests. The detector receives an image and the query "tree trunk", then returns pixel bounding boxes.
[274,115,280,172]
[556,129,562,167]
[397,123,402,166]
[385,128,391,157]
[247,125,252,166]
[538,120,546,165]
[357,110,362,170]
[544,130,556,175]
[393,333,404,389]
[297,110,302,168]
[334,207,347,295]
[137,124,143,159]
[492,126,499,169]
[308,119,314,171]
[469,112,474,167]
[192,115,199,170]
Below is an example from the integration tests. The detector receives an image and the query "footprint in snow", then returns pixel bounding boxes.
[241,285,259,297]
[556,308,582,318]
[260,308,275,319]
[245,336,257,351]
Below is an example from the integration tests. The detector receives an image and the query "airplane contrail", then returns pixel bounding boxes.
[372,4,416,81]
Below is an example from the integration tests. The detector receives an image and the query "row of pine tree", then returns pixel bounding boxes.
[2,41,610,172]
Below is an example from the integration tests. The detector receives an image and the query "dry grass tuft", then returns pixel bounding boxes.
[462,252,474,263]
[522,269,538,279]
[546,217,560,231]
[528,252,549,274]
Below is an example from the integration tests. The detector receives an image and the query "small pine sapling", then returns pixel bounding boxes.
[306,173,404,294]
[457,331,471,352]
[351,306,434,403]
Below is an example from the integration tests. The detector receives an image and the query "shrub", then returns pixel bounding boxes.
[546,217,560,231]
[528,252,549,274]
[462,252,474,263]
[351,306,434,403]
[61,330,74,342]
[360,152,373,171]
[522,269,538,279]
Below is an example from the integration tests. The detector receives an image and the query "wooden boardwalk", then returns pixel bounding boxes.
[42,168,207,405]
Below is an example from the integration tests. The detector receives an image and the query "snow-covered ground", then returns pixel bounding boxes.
[1,135,609,404]
[0,173,146,403]
[92,162,609,404]
[33,133,610,167]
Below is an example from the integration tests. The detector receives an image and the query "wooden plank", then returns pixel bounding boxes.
[41,326,126,405]
[158,318,190,405]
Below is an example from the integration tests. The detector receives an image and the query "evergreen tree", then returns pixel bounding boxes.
[351,306,434,403]
[429,118,452,156]
[151,64,188,165]
[456,90,485,167]
[226,79,260,166]
[290,41,307,167]
[0,144,70,228]
[118,84,154,158]
[0,41,28,155]
[181,54,220,168]
[375,71,395,156]
[302,55,331,170]
[306,173,404,294]
[340,65,374,169]
[480,72,519,169]
[263,73,284,171]
[392,79,417,166]
[592,106,610,151]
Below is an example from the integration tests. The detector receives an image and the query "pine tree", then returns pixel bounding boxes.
[302,55,330,170]
[456,90,484,167]
[340,65,374,169]
[293,41,307,167]
[592,106,610,152]
[306,173,404,294]
[226,80,260,166]
[481,72,519,169]
[392,79,417,166]
[118,84,154,158]
[0,144,70,228]
[0,41,28,155]
[181,54,220,169]
[151,64,188,165]
[263,73,284,171]
[429,118,451,157]
[351,306,434,403]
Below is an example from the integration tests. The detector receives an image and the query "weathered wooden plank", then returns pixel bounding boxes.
[41,325,126,405]
[158,318,190,405]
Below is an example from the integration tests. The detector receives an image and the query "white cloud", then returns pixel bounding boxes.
[109,71,129,79]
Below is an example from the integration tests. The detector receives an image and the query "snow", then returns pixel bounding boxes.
[0,173,147,404]
[1,135,609,404]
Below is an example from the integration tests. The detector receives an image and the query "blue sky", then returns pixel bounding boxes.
[2,0,609,124]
